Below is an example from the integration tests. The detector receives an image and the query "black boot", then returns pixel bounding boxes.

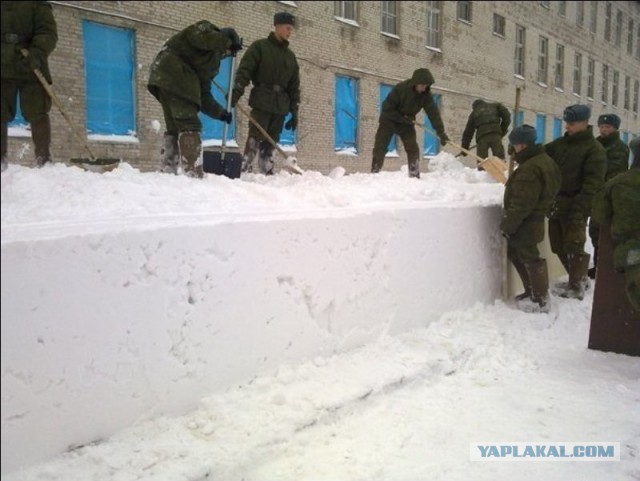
[31,115,52,167]
[178,131,203,178]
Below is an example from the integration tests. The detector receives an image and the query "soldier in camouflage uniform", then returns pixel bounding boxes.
[1,1,57,171]
[461,99,511,166]
[501,125,561,312]
[371,68,449,178]
[545,104,606,299]
[588,114,630,279]
[591,154,640,312]
[231,12,300,175]
[148,22,242,178]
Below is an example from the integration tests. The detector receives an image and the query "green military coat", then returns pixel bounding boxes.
[1,1,57,83]
[233,32,300,116]
[545,126,606,221]
[501,144,562,243]
[379,68,446,142]
[147,21,231,119]
[597,131,630,181]
[461,101,511,149]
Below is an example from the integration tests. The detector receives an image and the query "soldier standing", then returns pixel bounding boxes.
[501,125,561,312]
[231,12,300,175]
[148,22,242,178]
[461,99,511,166]
[588,113,630,279]
[545,104,606,299]
[1,0,58,171]
[371,68,449,178]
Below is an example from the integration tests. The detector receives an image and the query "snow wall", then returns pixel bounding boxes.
[1,205,502,474]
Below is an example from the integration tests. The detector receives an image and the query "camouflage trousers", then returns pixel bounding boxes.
[372,120,420,177]
[549,218,588,269]
[476,132,505,160]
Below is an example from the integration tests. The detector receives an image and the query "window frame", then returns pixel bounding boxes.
[514,24,526,77]
[537,35,549,85]
[554,43,565,90]
[457,1,472,24]
[493,13,505,38]
[426,1,442,49]
[381,1,398,36]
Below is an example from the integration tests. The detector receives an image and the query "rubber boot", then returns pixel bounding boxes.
[561,253,590,300]
[510,254,532,301]
[407,154,420,178]
[588,246,598,280]
[257,140,275,175]
[242,137,259,173]
[1,121,7,172]
[178,131,203,178]
[524,259,550,313]
[31,115,52,167]
[371,155,384,173]
[160,133,179,174]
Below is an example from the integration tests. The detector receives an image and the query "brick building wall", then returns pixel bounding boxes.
[6,1,640,174]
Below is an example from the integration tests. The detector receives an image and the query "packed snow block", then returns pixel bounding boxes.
[588,225,640,356]
[0,205,502,474]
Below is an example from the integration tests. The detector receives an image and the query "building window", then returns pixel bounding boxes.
[515,25,526,77]
[535,114,546,144]
[558,1,566,17]
[637,25,640,60]
[587,58,595,99]
[335,1,357,22]
[624,76,631,110]
[83,21,135,137]
[554,43,564,90]
[601,64,609,103]
[573,52,582,95]
[379,84,397,155]
[457,1,472,23]
[589,1,597,34]
[426,1,442,49]
[381,1,398,36]
[553,117,563,139]
[628,19,635,55]
[201,57,237,143]
[633,80,639,114]
[612,70,619,106]
[539,1,550,8]
[604,2,612,42]
[576,2,584,28]
[493,13,505,37]
[537,36,548,84]
[334,75,358,153]
[614,9,623,47]
[423,94,443,156]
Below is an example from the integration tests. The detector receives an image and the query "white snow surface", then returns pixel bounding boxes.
[1,152,638,481]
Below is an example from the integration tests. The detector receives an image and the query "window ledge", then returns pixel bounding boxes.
[537,82,548,88]
[457,19,472,26]
[334,16,360,28]
[381,31,400,40]
[514,74,525,80]
[87,134,140,144]
[278,1,297,7]
[572,93,581,98]
[492,32,505,39]
[554,87,564,92]
[426,45,442,53]
[7,125,31,138]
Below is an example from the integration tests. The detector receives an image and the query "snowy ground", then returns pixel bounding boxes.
[2,154,638,480]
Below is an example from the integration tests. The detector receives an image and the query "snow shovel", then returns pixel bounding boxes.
[413,120,507,184]
[203,56,243,179]
[20,49,120,168]
[212,80,304,175]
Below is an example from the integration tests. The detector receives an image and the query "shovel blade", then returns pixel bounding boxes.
[203,151,243,179]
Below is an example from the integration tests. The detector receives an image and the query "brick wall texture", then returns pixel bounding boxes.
[6,1,640,174]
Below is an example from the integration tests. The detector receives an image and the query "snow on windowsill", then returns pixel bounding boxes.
[554,87,564,93]
[335,147,358,156]
[513,74,525,81]
[426,46,442,53]
[334,17,360,28]
[381,32,400,40]
[537,82,548,88]
[8,126,31,138]
[87,134,140,144]
[202,139,239,148]
[385,150,400,158]
[278,144,298,153]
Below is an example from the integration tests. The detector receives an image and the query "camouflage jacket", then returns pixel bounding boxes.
[545,126,606,221]
[597,131,630,181]
[380,68,447,141]
[1,1,57,83]
[592,168,640,270]
[461,101,511,149]
[147,21,231,119]
[233,32,300,116]
[501,144,562,237]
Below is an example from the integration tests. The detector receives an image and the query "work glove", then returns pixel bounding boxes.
[439,133,449,146]
[218,110,233,124]
[285,112,298,131]
[21,49,42,71]
[230,88,242,108]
